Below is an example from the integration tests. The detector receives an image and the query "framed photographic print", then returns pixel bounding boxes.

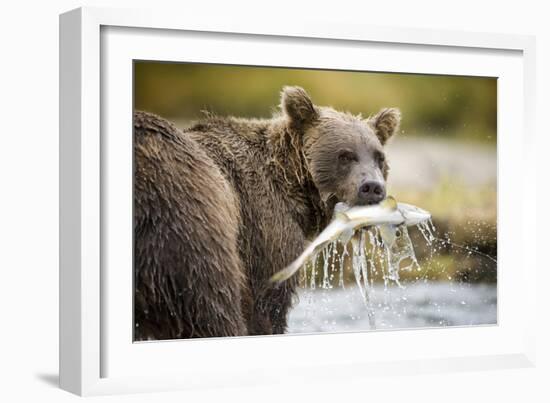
[60,6,537,396]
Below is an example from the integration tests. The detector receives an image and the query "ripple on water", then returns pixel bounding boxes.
[287,282,497,334]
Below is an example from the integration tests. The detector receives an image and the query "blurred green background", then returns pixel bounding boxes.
[135,62,496,143]
[134,61,497,285]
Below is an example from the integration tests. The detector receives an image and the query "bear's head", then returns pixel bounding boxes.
[280,86,400,207]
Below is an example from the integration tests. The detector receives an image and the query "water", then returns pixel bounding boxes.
[308,223,430,330]
[417,219,437,245]
[289,220,496,333]
[350,230,376,328]
[288,282,497,333]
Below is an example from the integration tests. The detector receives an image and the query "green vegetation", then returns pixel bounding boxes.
[135,62,496,143]
[393,177,496,223]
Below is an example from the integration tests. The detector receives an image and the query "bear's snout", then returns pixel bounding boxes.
[357,180,385,205]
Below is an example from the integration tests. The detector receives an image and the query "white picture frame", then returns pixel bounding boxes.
[59,6,537,396]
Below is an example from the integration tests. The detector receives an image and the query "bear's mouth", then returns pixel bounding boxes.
[323,193,385,218]
[323,194,338,208]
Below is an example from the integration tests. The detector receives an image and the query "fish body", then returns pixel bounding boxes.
[270,197,430,284]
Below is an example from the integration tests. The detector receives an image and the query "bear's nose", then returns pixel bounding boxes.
[358,181,385,205]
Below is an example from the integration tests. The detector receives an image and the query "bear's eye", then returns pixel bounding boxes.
[374,151,386,168]
[338,150,358,163]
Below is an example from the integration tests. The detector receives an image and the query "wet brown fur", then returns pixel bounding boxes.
[134,86,400,339]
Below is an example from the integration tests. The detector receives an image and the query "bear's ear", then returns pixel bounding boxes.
[280,86,318,130]
[371,108,401,145]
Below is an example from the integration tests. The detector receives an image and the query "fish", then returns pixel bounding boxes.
[269,196,431,284]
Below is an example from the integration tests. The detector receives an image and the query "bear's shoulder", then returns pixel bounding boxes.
[134,110,184,144]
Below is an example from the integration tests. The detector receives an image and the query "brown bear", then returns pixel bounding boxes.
[133,86,400,340]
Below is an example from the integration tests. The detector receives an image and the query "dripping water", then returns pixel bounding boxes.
[350,230,376,329]
[299,214,497,332]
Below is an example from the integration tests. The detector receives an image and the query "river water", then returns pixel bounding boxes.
[287,282,497,334]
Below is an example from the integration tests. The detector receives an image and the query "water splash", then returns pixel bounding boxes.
[384,225,419,287]
[417,218,437,245]
[321,242,334,289]
[296,214,497,333]
[338,241,348,289]
[350,230,376,329]
[309,254,317,290]
[300,222,431,331]
[432,236,497,264]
